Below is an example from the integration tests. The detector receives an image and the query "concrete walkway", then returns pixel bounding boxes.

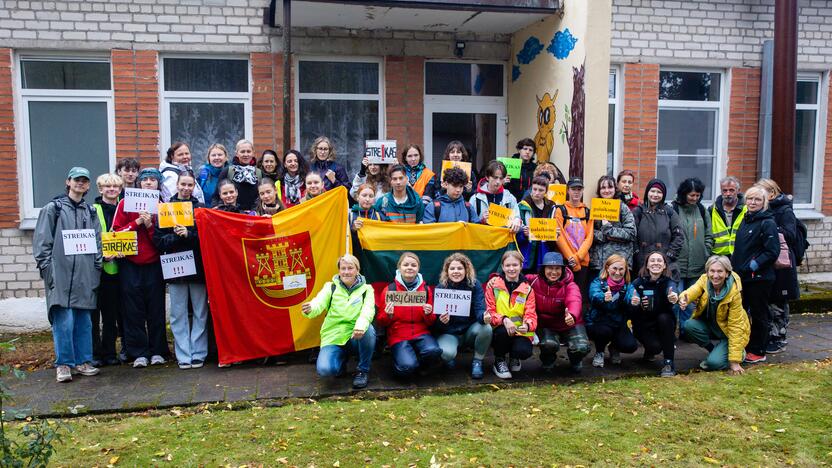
[5,313,831,418]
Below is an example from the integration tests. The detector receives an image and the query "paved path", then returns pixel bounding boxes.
[5,314,831,418]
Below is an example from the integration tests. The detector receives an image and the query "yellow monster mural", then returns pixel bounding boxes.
[533,90,558,163]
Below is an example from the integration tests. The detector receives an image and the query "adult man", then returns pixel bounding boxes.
[33,167,103,383]
[710,176,747,259]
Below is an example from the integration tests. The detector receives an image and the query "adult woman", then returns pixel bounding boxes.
[633,178,685,282]
[399,144,435,199]
[616,170,640,211]
[589,175,636,280]
[517,176,558,271]
[350,155,390,202]
[678,255,749,375]
[631,251,679,377]
[218,139,261,211]
[213,179,256,215]
[432,141,478,199]
[197,143,229,206]
[431,253,492,379]
[255,178,286,216]
[308,136,350,192]
[731,185,779,363]
[152,172,208,370]
[527,252,589,373]
[258,149,281,182]
[376,252,441,378]
[586,254,639,368]
[302,254,376,389]
[301,172,325,203]
[276,150,309,208]
[160,142,205,203]
[555,178,594,295]
[507,138,538,201]
[486,251,537,379]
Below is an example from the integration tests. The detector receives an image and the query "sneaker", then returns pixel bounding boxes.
[493,359,512,379]
[660,360,676,378]
[352,371,369,389]
[699,360,710,371]
[470,359,484,380]
[150,355,166,365]
[444,359,457,371]
[178,362,192,369]
[191,360,204,369]
[766,342,786,354]
[218,362,231,368]
[118,351,128,363]
[56,365,72,383]
[744,352,767,364]
[570,362,583,374]
[104,357,121,366]
[74,362,100,376]
[509,358,522,372]
[592,352,605,368]
[133,357,148,368]
[610,349,622,365]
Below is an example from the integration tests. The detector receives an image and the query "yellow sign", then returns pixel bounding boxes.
[486,203,513,227]
[529,218,558,241]
[101,231,138,256]
[158,202,194,228]
[440,160,472,182]
[590,198,621,222]
[547,184,567,204]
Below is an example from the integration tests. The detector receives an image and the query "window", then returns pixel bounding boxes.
[793,75,822,206]
[295,58,382,177]
[17,56,114,219]
[607,68,619,176]
[161,57,251,170]
[425,63,504,97]
[657,70,722,200]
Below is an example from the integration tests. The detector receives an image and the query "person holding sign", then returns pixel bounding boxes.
[218,139,262,211]
[302,254,376,390]
[255,178,286,217]
[632,179,685,283]
[399,144,435,200]
[116,158,140,199]
[470,160,521,232]
[486,251,537,380]
[616,170,640,212]
[631,251,680,377]
[160,142,205,204]
[33,167,103,383]
[431,141,478,199]
[421,167,479,224]
[506,138,538,201]
[276,150,309,208]
[376,252,441,378]
[113,168,170,369]
[373,165,425,224]
[430,253,491,379]
[153,172,209,370]
[350,155,390,203]
[197,144,229,207]
[555,178,594,296]
[308,136,351,193]
[527,252,589,373]
[517,176,558,272]
[586,254,639,368]
[589,175,636,281]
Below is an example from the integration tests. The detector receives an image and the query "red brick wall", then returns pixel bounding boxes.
[0,49,18,228]
[621,63,659,192]
[726,68,761,191]
[251,53,294,158]
[823,77,832,215]
[385,56,424,153]
[112,50,160,169]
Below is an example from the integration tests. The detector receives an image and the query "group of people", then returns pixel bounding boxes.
[34,136,804,390]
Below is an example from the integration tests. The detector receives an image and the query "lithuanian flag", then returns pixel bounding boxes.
[195,188,349,364]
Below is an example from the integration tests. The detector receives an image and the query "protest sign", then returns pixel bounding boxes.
[282,274,307,291]
[101,231,138,257]
[158,202,194,228]
[61,229,97,255]
[160,250,197,280]
[440,160,472,181]
[486,203,513,227]
[497,157,521,179]
[590,198,621,222]
[385,290,427,306]
[123,188,160,214]
[365,140,398,164]
[529,218,558,241]
[547,184,567,204]
[433,288,472,317]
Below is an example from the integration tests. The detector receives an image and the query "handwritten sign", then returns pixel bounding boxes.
[486,203,513,227]
[440,160,472,182]
[158,202,194,228]
[529,218,558,241]
[101,231,138,257]
[547,184,567,204]
[385,290,427,306]
[590,198,621,222]
[123,188,160,214]
[283,273,307,290]
[61,229,97,255]
[365,140,397,164]
[160,250,197,279]
[497,157,521,179]
[433,288,472,317]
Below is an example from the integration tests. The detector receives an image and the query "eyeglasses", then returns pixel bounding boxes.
[316,147,330,151]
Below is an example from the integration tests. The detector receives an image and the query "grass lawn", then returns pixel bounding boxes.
[15,359,830,466]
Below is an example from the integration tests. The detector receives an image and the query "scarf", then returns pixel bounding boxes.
[284,173,302,204]
[395,270,423,291]
[407,163,425,185]
[232,165,257,185]
[606,276,626,294]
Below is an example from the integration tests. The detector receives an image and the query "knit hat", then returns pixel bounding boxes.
[138,168,162,182]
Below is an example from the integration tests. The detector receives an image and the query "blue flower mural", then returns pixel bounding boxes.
[516,36,544,65]
[512,65,521,82]
[547,28,578,60]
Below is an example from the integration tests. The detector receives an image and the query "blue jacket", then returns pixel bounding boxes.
[586,276,636,328]
[431,279,487,336]
[422,193,480,224]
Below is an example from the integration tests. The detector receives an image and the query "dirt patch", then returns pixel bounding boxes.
[0,331,55,371]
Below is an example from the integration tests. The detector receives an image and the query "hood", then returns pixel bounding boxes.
[744,207,774,222]
[391,185,423,209]
[768,193,793,211]
[394,271,424,291]
[476,178,504,196]
[642,178,667,205]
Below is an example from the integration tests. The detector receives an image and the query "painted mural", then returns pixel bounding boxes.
[533,91,558,163]
[560,64,585,179]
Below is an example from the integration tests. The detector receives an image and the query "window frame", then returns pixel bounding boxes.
[793,72,824,210]
[608,66,621,176]
[15,53,116,224]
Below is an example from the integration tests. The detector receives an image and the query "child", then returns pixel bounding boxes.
[213,179,256,215]
[373,165,425,224]
[255,178,286,216]
[399,144,435,199]
[350,156,390,202]
[517,175,558,271]
[470,160,521,232]
[507,138,538,201]
[421,167,479,223]
[555,177,594,295]
[301,172,326,203]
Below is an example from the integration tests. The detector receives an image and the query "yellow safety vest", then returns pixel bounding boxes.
[494,285,534,337]
[710,204,746,255]
[93,203,118,275]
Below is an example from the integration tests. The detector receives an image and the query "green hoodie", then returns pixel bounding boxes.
[304,274,376,347]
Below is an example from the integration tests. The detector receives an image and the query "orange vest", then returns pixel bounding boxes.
[412,168,435,197]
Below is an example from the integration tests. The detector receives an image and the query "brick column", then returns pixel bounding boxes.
[112,49,160,168]
[385,56,424,150]
[621,63,659,191]
[726,68,761,191]
[252,52,294,157]
[0,49,19,228]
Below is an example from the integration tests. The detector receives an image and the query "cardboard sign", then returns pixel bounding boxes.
[590,198,621,222]
[440,160,472,182]
[101,231,138,257]
[365,140,398,164]
[123,188,160,214]
[529,217,558,241]
[486,203,513,227]
[385,290,427,306]
[433,288,472,317]
[61,229,97,255]
[158,202,194,228]
[282,273,307,290]
[497,157,522,179]
[547,184,567,204]
[160,250,197,279]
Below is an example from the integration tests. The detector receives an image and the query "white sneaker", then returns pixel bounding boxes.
[133,357,148,368]
[610,350,622,365]
[509,358,522,372]
[74,362,100,376]
[492,359,513,379]
[150,355,166,365]
[56,365,72,382]
[178,362,192,369]
[592,352,605,368]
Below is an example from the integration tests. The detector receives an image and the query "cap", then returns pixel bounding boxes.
[67,167,91,180]
[567,177,583,188]
[138,168,163,182]
[540,252,565,266]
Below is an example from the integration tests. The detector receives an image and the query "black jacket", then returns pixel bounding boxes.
[731,208,779,283]
[152,195,206,283]
[506,153,537,201]
[633,179,685,281]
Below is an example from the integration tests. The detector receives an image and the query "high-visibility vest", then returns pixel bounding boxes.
[710,204,746,256]
[494,284,534,337]
[412,168,435,197]
[93,203,118,275]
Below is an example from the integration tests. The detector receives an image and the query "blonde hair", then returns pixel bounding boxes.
[235,139,254,154]
[438,253,477,287]
[396,251,421,270]
[96,173,123,190]
[705,255,733,274]
[599,254,631,283]
[310,136,337,161]
[206,143,229,164]
[337,254,361,271]
[500,250,525,267]
[745,185,770,210]
[756,178,782,198]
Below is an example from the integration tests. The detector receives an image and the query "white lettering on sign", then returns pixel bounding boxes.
[160,250,197,279]
[433,288,472,317]
[124,188,160,214]
[364,140,398,164]
[61,229,97,256]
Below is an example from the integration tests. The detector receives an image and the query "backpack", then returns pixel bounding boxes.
[325,282,369,312]
[793,218,810,266]
[558,205,590,251]
[49,197,95,237]
[434,200,472,223]
[557,204,590,223]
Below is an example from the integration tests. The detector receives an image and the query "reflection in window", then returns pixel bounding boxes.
[163,58,248,93]
[21,60,111,90]
[793,77,820,205]
[169,103,244,170]
[425,63,504,97]
[659,71,720,101]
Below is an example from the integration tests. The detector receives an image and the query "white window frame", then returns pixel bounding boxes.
[15,53,116,224]
[159,54,252,163]
[793,73,824,210]
[657,68,726,204]
[293,56,385,155]
[608,66,621,175]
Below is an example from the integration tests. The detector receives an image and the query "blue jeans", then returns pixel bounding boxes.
[169,282,209,365]
[436,322,493,362]
[317,325,376,376]
[390,333,442,377]
[49,307,93,367]
[676,277,698,334]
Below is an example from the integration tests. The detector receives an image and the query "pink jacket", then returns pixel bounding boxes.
[525,268,583,332]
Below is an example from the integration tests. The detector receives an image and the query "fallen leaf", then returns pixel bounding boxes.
[751,425,759,432]
[703,456,720,464]
[108,456,120,465]
[333,461,340,467]
[775,428,786,433]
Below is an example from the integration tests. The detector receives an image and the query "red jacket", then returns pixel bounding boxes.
[526,268,583,332]
[485,274,537,340]
[376,279,436,346]
[112,199,160,265]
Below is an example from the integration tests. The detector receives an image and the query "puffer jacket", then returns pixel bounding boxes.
[681,272,750,363]
[431,279,487,336]
[33,194,103,313]
[485,274,538,341]
[586,275,636,329]
[633,178,685,280]
[376,277,436,346]
[590,200,637,269]
[526,268,582,332]
[304,274,375,347]
[672,201,714,278]
[731,208,779,283]
[152,195,206,283]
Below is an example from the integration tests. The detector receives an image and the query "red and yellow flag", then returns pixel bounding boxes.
[195,188,349,364]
